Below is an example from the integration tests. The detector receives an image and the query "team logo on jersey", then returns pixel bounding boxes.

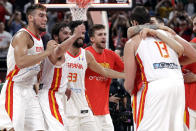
[78,55,84,61]
[99,62,110,68]
[89,75,108,81]
[70,87,82,93]
[153,62,178,69]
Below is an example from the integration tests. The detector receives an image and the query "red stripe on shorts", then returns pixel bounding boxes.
[5,66,20,120]
[136,83,148,129]
[48,68,64,125]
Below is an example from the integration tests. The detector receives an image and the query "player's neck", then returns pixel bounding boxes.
[26,25,40,38]
[68,46,80,56]
[92,44,104,54]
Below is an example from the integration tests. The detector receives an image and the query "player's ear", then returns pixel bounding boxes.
[28,15,34,23]
[134,20,139,26]
[90,37,95,43]
[131,20,138,26]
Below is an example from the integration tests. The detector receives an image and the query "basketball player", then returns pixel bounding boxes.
[65,21,124,131]
[84,24,124,131]
[150,16,164,25]
[0,4,57,131]
[183,14,196,131]
[38,22,85,131]
[124,6,196,131]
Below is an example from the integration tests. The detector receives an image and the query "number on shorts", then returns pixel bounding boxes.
[68,73,78,82]
[154,41,170,58]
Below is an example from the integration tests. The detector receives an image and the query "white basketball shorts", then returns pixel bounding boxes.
[132,77,185,131]
[0,80,45,131]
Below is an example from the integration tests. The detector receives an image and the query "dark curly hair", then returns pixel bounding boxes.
[130,6,150,25]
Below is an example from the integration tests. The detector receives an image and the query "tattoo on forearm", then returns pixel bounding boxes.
[129,24,159,38]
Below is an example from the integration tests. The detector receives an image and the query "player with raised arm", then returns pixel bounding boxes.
[65,21,124,131]
[38,22,85,131]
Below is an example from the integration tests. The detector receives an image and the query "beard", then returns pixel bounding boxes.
[34,21,46,32]
[38,27,46,32]
[95,42,106,49]
[73,38,84,48]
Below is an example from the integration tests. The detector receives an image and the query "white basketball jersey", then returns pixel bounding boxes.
[65,48,89,116]
[6,28,44,85]
[40,57,68,94]
[136,30,183,82]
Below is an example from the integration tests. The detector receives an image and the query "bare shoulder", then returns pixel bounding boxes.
[85,50,94,60]
[12,31,33,48]
[85,50,97,66]
[126,35,141,46]
[125,35,141,53]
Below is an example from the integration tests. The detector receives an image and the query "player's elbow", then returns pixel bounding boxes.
[15,62,26,69]
[54,47,64,57]
[15,59,31,69]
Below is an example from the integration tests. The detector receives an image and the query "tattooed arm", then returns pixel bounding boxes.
[127,24,175,38]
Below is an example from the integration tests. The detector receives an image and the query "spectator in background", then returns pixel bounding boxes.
[0,0,11,23]
[185,0,196,17]
[168,1,184,20]
[23,0,34,14]
[144,1,156,16]
[47,11,58,33]
[2,0,12,13]
[155,0,173,20]
[64,11,72,24]
[2,0,13,22]
[175,17,192,41]
[109,78,130,131]
[111,12,130,50]
[168,10,193,41]
[0,21,12,58]
[7,10,26,35]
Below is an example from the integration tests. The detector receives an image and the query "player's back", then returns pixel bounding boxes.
[136,31,183,83]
